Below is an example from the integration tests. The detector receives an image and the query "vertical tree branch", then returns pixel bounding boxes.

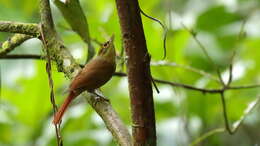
[40,0,55,32]
[115,0,156,145]
[39,0,78,76]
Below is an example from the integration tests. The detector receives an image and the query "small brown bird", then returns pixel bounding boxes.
[53,35,116,124]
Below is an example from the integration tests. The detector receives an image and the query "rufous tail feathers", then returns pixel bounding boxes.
[53,92,76,124]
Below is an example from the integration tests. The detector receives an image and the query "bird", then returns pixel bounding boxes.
[53,35,116,125]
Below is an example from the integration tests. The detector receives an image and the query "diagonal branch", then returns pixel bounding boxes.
[0,34,32,57]
[85,93,132,146]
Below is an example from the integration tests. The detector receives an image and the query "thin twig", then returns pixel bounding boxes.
[155,78,222,93]
[181,23,225,85]
[146,53,160,94]
[219,92,233,134]
[227,18,247,86]
[151,61,220,83]
[167,0,172,30]
[40,24,63,146]
[156,79,260,93]
[227,52,235,86]
[139,7,168,59]
[113,72,260,93]
[0,54,42,59]
[237,19,247,41]
[231,96,260,133]
[151,76,160,94]
[119,39,125,72]
[228,84,260,90]
[189,128,225,146]
[190,95,260,145]
[219,17,250,135]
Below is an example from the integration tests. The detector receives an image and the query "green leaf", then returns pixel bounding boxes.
[196,6,241,32]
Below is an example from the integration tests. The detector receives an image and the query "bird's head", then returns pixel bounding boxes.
[98,35,116,63]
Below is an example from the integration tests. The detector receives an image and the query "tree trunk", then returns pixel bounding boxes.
[115,0,157,145]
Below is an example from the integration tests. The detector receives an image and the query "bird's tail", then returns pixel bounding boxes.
[53,92,76,125]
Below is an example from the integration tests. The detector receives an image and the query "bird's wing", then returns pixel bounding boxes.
[69,58,115,92]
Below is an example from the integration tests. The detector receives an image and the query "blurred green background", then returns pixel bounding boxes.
[0,0,260,146]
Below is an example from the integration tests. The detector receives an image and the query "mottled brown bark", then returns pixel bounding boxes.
[115,0,156,145]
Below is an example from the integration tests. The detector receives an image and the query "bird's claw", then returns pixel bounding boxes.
[93,96,110,106]
[91,92,110,106]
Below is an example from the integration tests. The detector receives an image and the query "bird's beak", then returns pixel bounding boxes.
[109,34,115,42]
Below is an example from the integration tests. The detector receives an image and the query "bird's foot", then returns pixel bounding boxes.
[91,92,110,106]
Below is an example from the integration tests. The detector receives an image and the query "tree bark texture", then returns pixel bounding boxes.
[115,0,157,145]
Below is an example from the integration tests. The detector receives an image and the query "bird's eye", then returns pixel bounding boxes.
[103,42,109,47]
